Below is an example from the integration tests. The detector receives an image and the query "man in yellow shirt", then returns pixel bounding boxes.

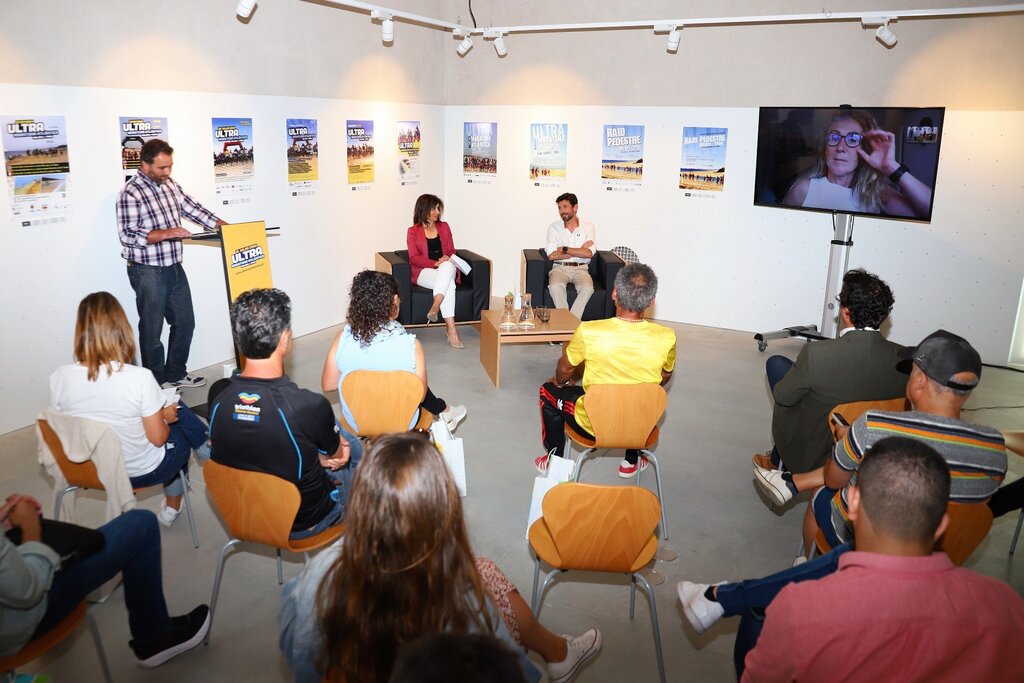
[536,263,676,477]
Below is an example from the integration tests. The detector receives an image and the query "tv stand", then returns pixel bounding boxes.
[754,212,854,351]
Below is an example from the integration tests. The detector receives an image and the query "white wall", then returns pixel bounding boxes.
[0,82,445,434]
[441,105,1024,361]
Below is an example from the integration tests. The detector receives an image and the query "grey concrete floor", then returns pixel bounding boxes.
[2,321,1021,682]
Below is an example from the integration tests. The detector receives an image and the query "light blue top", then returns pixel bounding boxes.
[278,540,541,683]
[334,321,418,431]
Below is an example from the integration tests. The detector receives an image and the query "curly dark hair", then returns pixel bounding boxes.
[347,270,399,346]
[230,288,291,359]
[839,268,895,329]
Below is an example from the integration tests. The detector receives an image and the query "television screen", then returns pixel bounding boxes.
[753,106,944,222]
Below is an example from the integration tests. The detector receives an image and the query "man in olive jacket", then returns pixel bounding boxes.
[755,269,906,480]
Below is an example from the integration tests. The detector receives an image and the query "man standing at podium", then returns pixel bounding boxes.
[117,139,225,389]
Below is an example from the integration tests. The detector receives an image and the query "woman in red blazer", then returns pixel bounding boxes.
[406,194,463,348]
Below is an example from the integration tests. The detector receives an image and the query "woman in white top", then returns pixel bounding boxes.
[49,292,209,527]
[782,109,933,218]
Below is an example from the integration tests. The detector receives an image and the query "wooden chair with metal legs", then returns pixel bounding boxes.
[0,602,113,682]
[529,483,667,683]
[203,460,344,645]
[827,397,911,441]
[564,383,670,540]
[998,430,1024,555]
[338,370,432,438]
[39,417,199,548]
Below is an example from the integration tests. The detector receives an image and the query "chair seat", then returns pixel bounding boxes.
[0,602,86,669]
[565,423,660,450]
[287,523,345,553]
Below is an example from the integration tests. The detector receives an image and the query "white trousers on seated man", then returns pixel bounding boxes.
[548,264,594,320]
[417,260,457,319]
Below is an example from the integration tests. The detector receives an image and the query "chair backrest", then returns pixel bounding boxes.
[1003,430,1024,458]
[538,483,661,572]
[829,397,911,440]
[340,370,426,437]
[936,501,994,566]
[582,384,667,449]
[37,418,104,490]
[203,460,302,549]
[0,601,87,670]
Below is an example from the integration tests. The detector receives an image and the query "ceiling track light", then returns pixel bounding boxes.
[666,27,681,53]
[862,16,898,48]
[484,30,508,57]
[456,34,474,56]
[235,0,256,19]
[371,10,394,44]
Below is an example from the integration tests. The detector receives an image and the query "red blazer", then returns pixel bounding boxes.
[406,222,459,284]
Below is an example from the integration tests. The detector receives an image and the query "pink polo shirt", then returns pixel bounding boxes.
[743,551,1024,683]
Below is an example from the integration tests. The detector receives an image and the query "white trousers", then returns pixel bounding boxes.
[417,260,457,319]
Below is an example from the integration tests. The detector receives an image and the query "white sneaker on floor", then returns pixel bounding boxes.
[547,628,602,683]
[158,502,182,528]
[443,404,468,432]
[167,373,207,388]
[677,580,726,635]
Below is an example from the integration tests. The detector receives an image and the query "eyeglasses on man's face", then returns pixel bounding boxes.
[825,131,865,148]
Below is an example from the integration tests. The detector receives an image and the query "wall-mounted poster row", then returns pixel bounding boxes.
[1,115,72,227]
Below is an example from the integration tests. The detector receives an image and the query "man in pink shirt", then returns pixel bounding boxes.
[743,436,1024,682]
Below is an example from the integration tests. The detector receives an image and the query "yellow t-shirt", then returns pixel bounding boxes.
[565,318,677,434]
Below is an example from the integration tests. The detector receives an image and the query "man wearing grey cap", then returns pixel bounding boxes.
[677,329,1008,663]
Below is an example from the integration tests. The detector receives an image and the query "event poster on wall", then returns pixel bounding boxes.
[680,127,728,195]
[211,117,255,205]
[397,121,421,186]
[286,118,318,196]
[463,122,497,183]
[346,120,374,188]
[601,124,644,190]
[119,116,168,182]
[529,123,567,187]
[1,115,71,226]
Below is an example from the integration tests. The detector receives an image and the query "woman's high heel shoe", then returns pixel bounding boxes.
[426,311,439,323]
[444,330,465,349]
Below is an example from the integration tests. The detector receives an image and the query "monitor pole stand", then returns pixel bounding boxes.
[754,212,854,351]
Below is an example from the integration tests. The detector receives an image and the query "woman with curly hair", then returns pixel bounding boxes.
[782,109,932,218]
[321,270,466,433]
[278,433,601,683]
[49,292,209,527]
[407,193,464,348]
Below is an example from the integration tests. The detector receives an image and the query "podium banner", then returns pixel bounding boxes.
[220,221,273,301]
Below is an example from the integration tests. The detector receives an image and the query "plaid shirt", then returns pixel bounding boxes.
[116,171,220,265]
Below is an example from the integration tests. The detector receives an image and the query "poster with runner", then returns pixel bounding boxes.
[211,117,255,206]
[119,116,168,182]
[529,123,567,187]
[601,124,644,191]
[286,118,318,196]
[397,120,421,186]
[463,122,497,183]
[2,115,71,226]
[680,127,727,195]
[346,120,374,188]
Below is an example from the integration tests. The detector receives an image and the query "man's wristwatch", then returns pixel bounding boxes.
[561,246,568,254]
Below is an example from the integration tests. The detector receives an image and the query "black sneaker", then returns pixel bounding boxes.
[131,604,211,668]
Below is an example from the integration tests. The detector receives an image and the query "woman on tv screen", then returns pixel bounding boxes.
[782,109,932,218]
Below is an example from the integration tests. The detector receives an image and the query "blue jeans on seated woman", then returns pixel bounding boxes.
[129,402,208,497]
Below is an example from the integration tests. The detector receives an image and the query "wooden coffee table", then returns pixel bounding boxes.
[479,308,581,388]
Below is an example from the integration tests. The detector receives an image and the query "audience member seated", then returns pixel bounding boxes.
[678,330,1008,670]
[742,438,1024,681]
[406,193,465,348]
[208,289,363,539]
[278,433,601,683]
[321,270,467,434]
[390,633,528,683]
[0,495,210,667]
[535,263,676,478]
[753,269,907,506]
[544,192,596,320]
[48,292,209,529]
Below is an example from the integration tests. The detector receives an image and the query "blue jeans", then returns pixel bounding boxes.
[129,402,208,497]
[32,509,171,645]
[718,543,852,679]
[290,430,364,540]
[764,355,795,468]
[127,262,195,385]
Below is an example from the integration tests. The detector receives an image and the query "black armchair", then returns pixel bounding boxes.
[521,249,625,321]
[375,249,491,326]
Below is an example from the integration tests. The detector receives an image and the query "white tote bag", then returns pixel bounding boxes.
[430,418,467,497]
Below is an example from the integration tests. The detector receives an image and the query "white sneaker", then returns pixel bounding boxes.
[158,502,182,528]
[443,404,468,432]
[754,466,795,506]
[547,628,602,683]
[677,581,726,635]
